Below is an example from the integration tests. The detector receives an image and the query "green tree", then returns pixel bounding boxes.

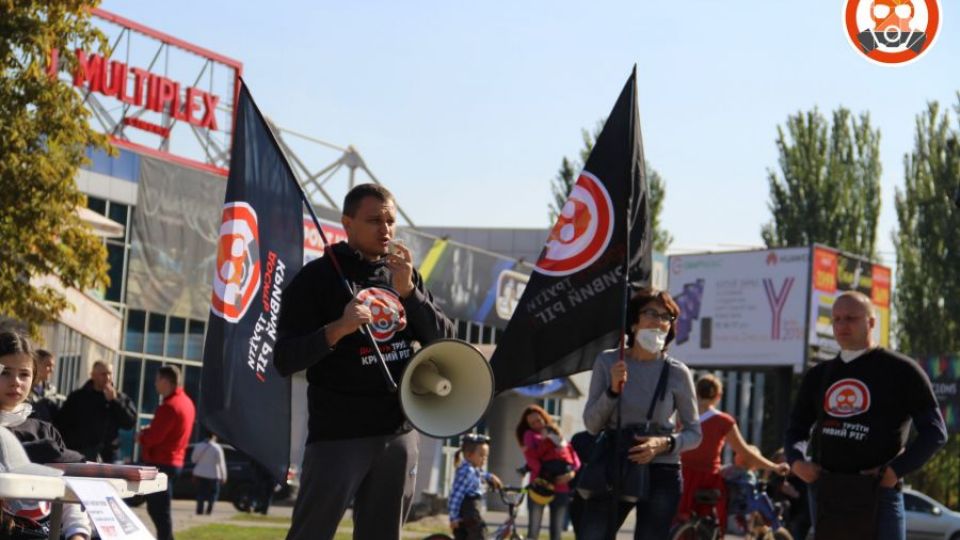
[0,1,112,339]
[549,121,673,252]
[761,107,881,259]
[894,98,960,510]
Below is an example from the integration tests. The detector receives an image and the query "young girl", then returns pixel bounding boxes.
[515,404,579,540]
[0,331,90,540]
[448,434,502,540]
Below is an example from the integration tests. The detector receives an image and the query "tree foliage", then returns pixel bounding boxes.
[0,1,112,338]
[893,100,960,355]
[894,98,960,510]
[761,107,881,259]
[549,120,672,252]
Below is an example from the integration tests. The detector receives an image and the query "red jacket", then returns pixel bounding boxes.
[139,387,196,467]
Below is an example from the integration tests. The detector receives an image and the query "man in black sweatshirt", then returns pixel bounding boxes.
[784,290,947,540]
[274,183,454,540]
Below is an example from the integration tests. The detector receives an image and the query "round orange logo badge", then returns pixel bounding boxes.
[212,202,261,323]
[535,171,614,277]
[356,287,407,342]
[844,0,942,65]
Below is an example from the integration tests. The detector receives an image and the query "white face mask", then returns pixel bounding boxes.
[635,328,668,353]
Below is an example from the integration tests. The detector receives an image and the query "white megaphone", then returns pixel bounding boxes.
[399,339,495,439]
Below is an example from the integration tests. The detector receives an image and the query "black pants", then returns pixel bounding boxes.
[146,464,181,540]
[194,477,220,515]
[453,496,485,540]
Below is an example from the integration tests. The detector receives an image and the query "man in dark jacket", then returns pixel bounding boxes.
[785,291,947,540]
[275,184,455,540]
[55,360,137,463]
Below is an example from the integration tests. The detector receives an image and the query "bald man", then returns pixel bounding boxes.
[56,360,137,463]
[784,291,947,540]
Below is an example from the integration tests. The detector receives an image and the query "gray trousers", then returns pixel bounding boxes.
[286,431,419,540]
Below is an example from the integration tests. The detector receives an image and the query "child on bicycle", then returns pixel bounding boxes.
[721,445,790,536]
[448,433,502,540]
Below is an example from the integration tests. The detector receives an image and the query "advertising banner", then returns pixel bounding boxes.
[808,245,891,360]
[668,248,810,370]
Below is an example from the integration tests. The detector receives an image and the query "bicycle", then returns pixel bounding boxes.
[669,488,723,540]
[728,478,793,540]
[423,485,527,540]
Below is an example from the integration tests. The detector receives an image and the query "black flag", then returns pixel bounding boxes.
[201,82,303,483]
[491,68,651,391]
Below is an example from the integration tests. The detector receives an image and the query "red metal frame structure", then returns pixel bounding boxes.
[66,8,243,176]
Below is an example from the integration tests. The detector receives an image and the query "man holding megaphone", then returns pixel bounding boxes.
[275,184,456,540]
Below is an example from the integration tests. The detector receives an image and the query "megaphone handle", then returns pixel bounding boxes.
[359,324,399,392]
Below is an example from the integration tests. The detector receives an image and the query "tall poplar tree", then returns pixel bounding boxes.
[761,107,881,259]
[894,98,960,509]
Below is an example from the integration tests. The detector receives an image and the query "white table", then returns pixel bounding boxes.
[0,472,167,539]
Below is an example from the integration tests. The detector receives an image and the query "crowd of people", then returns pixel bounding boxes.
[265,184,949,540]
[2,183,947,540]
[442,289,946,540]
[0,329,199,540]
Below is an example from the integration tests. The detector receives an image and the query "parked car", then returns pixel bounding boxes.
[126,443,298,511]
[905,488,960,540]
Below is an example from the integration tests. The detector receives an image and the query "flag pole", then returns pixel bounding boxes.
[240,79,398,392]
[608,65,642,540]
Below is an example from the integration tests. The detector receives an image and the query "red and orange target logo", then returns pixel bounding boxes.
[356,287,407,342]
[535,171,614,276]
[823,378,871,418]
[211,202,261,323]
[844,0,941,65]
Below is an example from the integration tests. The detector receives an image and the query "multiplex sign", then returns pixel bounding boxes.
[63,8,242,173]
[50,49,220,134]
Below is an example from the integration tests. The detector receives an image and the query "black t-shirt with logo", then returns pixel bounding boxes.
[274,242,455,442]
[785,348,939,473]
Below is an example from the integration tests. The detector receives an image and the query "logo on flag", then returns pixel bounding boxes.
[535,172,614,276]
[356,287,407,342]
[212,202,261,323]
[824,378,871,417]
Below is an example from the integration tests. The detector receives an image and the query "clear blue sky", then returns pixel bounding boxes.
[99,0,959,262]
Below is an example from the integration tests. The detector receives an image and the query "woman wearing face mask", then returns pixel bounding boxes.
[579,288,701,540]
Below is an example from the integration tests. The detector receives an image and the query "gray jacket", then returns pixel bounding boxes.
[583,349,702,465]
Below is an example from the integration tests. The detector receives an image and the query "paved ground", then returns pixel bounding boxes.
[129,498,645,538]
[129,498,751,538]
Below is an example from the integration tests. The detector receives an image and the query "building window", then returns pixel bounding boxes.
[124,310,145,353]
[185,320,205,361]
[166,317,186,358]
[121,356,143,410]
[105,243,125,302]
[86,196,107,215]
[146,313,166,356]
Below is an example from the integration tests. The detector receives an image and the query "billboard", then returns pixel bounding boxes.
[668,248,810,370]
[808,245,891,360]
[916,354,960,435]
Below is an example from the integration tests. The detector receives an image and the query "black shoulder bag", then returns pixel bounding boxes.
[576,359,670,500]
[813,359,884,540]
